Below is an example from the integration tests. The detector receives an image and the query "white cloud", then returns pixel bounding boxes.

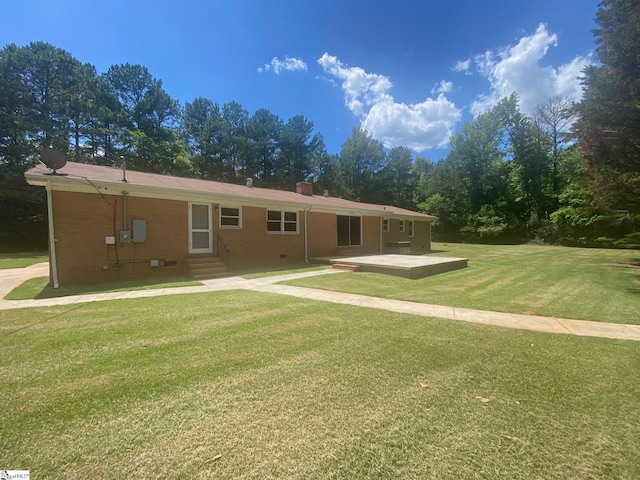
[465,23,593,115]
[318,53,461,152]
[431,80,453,95]
[315,75,337,87]
[259,56,308,74]
[363,95,462,151]
[318,53,393,117]
[452,58,472,75]
[556,55,591,100]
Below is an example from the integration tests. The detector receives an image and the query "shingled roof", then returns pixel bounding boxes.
[25,161,436,220]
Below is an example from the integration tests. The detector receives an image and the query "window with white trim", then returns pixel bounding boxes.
[220,206,241,228]
[383,218,389,232]
[408,220,414,237]
[267,210,298,233]
[399,220,405,232]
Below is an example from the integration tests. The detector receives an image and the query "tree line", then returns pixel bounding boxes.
[1,0,638,249]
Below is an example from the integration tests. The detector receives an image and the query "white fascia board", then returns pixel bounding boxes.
[309,205,388,217]
[310,205,436,220]
[394,213,438,221]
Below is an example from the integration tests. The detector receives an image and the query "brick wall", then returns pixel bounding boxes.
[51,191,188,285]
[412,220,432,252]
[362,215,382,253]
[382,218,432,253]
[214,205,306,269]
[306,211,338,257]
[50,191,432,285]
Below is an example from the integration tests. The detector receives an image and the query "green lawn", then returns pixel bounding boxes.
[0,251,48,269]
[285,243,640,325]
[1,291,638,479]
[4,276,202,300]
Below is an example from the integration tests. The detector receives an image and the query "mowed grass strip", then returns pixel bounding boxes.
[5,275,202,300]
[1,291,639,479]
[0,252,48,269]
[285,243,640,324]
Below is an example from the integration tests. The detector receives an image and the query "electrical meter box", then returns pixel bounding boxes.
[120,230,131,243]
[132,218,146,243]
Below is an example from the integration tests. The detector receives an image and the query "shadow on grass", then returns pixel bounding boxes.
[624,258,640,295]
[627,258,640,267]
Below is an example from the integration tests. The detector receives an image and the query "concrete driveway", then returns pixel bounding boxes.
[0,262,49,299]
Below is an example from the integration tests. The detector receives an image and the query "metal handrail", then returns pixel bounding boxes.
[217,235,231,271]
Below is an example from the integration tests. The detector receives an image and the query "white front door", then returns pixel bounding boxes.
[189,203,212,254]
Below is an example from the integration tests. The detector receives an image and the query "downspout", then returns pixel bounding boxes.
[122,191,128,229]
[380,217,383,254]
[46,180,59,288]
[429,220,433,251]
[304,205,312,263]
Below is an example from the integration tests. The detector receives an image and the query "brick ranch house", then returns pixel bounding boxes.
[25,161,436,287]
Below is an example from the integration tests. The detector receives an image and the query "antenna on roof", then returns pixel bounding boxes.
[40,148,67,175]
[120,156,127,183]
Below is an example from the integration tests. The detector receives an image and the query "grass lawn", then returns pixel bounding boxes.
[284,243,640,325]
[1,291,638,479]
[0,251,48,269]
[4,276,203,300]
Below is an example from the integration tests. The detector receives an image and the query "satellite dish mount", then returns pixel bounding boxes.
[40,148,68,175]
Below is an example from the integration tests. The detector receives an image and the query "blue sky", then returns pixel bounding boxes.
[2,0,599,160]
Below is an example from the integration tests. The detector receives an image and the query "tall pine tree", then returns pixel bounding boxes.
[574,0,640,216]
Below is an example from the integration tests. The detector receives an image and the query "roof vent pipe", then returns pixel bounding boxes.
[120,156,127,183]
[246,178,253,188]
[323,190,329,198]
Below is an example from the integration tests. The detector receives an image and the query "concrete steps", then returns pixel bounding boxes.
[332,263,361,272]
[186,255,229,280]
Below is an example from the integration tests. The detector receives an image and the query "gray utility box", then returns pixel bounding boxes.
[132,219,146,243]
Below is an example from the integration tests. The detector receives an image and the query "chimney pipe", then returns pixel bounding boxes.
[120,156,127,183]
[246,178,253,188]
[296,181,313,196]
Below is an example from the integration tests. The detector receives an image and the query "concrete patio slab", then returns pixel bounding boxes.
[312,254,468,279]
